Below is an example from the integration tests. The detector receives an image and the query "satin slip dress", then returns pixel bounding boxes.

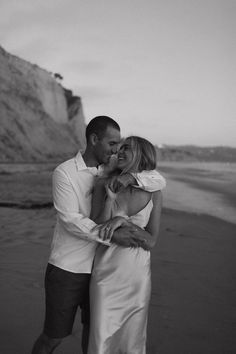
[88,197,153,354]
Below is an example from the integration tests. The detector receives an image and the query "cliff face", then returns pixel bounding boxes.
[0,46,86,162]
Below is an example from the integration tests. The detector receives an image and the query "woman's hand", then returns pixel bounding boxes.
[99,216,129,241]
[105,184,118,200]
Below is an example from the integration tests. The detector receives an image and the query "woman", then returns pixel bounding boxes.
[88,136,163,354]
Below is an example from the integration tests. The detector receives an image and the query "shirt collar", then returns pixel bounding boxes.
[74,151,104,176]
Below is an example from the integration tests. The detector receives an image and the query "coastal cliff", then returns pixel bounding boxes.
[0,46,86,162]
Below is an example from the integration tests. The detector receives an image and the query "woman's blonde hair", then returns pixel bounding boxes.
[121,136,157,174]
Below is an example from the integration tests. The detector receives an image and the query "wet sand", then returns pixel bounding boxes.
[0,162,236,353]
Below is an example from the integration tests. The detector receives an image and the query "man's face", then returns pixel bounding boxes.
[95,126,121,165]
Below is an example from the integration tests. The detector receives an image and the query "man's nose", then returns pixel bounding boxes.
[111,145,118,154]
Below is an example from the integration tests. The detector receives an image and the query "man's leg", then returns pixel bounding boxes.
[82,323,90,354]
[31,333,62,354]
[31,264,91,354]
[31,264,66,354]
[81,292,90,354]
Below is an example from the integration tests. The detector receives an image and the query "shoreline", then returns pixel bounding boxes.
[158,163,236,225]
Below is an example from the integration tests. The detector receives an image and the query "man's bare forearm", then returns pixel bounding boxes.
[111,226,140,248]
[111,224,153,250]
[129,224,155,250]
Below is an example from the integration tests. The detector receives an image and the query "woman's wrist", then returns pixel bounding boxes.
[105,196,116,206]
[106,193,117,202]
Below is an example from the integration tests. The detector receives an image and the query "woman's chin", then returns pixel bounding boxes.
[117,160,124,168]
[117,161,126,169]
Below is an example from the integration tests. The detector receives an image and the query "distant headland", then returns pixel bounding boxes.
[156,145,236,162]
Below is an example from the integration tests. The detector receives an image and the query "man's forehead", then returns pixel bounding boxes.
[103,126,121,141]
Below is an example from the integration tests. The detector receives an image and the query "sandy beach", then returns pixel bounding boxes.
[1,162,236,354]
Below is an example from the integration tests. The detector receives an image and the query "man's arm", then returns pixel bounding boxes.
[111,226,141,248]
[133,170,166,192]
[108,170,166,193]
[53,168,108,244]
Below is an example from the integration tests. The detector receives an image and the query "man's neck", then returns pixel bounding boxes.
[82,149,99,168]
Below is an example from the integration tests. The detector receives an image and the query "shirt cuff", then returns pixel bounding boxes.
[90,225,111,246]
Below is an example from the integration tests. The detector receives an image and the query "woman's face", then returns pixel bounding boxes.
[117,139,134,170]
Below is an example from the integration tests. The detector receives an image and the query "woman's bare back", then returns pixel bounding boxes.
[114,186,152,217]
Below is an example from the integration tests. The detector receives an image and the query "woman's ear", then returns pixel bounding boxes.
[90,133,99,146]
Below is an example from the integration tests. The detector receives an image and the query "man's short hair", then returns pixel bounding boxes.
[86,116,120,142]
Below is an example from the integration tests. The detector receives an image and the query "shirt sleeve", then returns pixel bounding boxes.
[132,169,166,192]
[52,168,109,245]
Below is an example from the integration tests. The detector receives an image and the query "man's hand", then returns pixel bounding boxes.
[111,226,140,248]
[109,174,137,193]
[112,223,152,251]
[99,216,129,241]
[128,227,151,250]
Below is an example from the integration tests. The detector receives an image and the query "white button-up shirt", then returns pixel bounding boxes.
[49,151,166,273]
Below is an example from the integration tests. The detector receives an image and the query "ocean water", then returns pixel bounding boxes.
[1,161,236,224]
[158,162,236,224]
[0,162,58,174]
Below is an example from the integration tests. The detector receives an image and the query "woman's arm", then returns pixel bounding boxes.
[90,177,113,223]
[108,170,166,193]
[91,177,130,241]
[91,177,127,224]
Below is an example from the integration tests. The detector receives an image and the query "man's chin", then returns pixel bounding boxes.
[104,155,117,167]
[102,156,110,165]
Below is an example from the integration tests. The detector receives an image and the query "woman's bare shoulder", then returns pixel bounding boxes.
[123,187,152,215]
[132,187,152,199]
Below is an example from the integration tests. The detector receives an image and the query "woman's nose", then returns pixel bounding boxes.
[119,145,124,153]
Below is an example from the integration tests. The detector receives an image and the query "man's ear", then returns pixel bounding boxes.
[90,133,99,146]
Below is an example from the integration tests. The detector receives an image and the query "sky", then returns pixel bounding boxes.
[1,0,235,147]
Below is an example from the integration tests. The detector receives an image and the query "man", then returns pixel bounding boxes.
[32,116,166,354]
